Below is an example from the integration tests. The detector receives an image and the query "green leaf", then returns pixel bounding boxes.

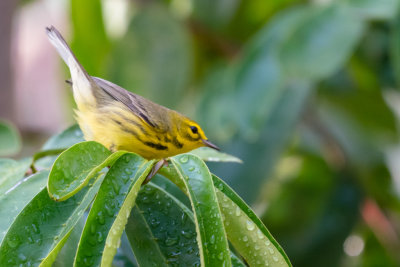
[70,0,110,76]
[108,3,192,108]
[116,233,138,267]
[204,7,307,138]
[152,174,191,209]
[48,141,124,201]
[340,0,399,20]
[126,206,168,267]
[32,149,67,171]
[74,153,154,267]
[53,215,86,267]
[0,173,104,266]
[128,182,247,266]
[319,88,397,144]
[112,238,137,267]
[279,5,364,80]
[0,171,48,243]
[190,147,242,163]
[159,164,281,266]
[213,82,311,203]
[192,0,240,28]
[170,154,231,267]
[0,157,32,195]
[36,125,84,169]
[0,120,21,156]
[231,252,247,267]
[42,124,84,150]
[315,97,394,165]
[199,6,315,139]
[391,7,400,88]
[213,175,292,267]
[127,183,199,266]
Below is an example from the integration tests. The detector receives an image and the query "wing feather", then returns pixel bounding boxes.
[92,77,159,128]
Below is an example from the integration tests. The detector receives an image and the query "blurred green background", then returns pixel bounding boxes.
[1,0,400,266]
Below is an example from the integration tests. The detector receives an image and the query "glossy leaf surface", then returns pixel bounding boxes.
[171,154,231,267]
[190,147,242,163]
[127,182,246,266]
[74,153,154,267]
[0,171,48,243]
[213,175,291,267]
[48,141,121,200]
[0,157,32,195]
[0,173,104,266]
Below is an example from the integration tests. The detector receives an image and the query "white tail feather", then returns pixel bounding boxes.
[46,26,75,68]
[46,26,95,105]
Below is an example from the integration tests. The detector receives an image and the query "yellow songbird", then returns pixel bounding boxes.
[46,26,219,160]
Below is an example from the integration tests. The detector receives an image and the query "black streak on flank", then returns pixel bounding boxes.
[112,118,138,136]
[172,136,183,149]
[144,142,168,150]
[115,112,148,135]
[121,127,138,136]
[112,118,122,125]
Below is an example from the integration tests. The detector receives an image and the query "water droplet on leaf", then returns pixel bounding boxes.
[246,220,255,231]
[179,156,188,163]
[235,207,241,216]
[7,236,20,248]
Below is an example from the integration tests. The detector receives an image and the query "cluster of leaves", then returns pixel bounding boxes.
[0,125,290,266]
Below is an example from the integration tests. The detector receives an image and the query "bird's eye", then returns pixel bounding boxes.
[190,126,198,134]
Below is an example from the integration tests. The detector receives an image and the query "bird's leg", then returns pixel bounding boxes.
[142,158,168,185]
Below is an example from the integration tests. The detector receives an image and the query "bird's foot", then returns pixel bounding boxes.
[142,159,168,185]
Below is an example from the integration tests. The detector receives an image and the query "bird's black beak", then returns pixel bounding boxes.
[202,139,220,151]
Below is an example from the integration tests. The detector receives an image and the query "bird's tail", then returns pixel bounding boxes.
[46,26,97,105]
[46,26,78,69]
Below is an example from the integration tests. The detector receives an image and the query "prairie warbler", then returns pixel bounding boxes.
[46,26,219,160]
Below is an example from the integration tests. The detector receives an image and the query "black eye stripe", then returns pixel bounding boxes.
[190,126,198,134]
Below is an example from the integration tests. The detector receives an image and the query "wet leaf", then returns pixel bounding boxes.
[74,153,154,267]
[127,183,198,266]
[170,154,231,266]
[0,157,32,195]
[127,182,246,266]
[190,147,242,163]
[0,171,48,243]
[42,125,84,151]
[0,173,104,266]
[47,141,125,201]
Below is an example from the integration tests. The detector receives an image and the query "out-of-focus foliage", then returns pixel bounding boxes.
[4,0,400,265]
[108,3,192,107]
[0,120,21,156]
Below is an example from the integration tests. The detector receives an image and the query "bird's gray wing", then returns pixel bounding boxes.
[91,77,158,128]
